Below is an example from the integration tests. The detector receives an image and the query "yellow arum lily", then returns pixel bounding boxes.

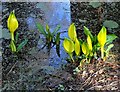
[97,26,107,59]
[63,38,74,62]
[68,23,77,41]
[63,38,74,54]
[7,10,18,41]
[75,38,80,56]
[82,42,89,57]
[87,35,92,51]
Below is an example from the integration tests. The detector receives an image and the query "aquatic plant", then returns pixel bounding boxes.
[63,23,117,66]
[97,26,106,59]
[7,10,18,41]
[84,26,117,60]
[82,41,89,61]
[63,23,80,62]
[36,22,61,56]
[63,38,75,62]
[7,10,28,52]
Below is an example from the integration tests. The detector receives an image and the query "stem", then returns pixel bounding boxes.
[11,32,14,41]
[86,57,88,63]
[69,53,74,63]
[101,46,104,59]
[88,58,90,63]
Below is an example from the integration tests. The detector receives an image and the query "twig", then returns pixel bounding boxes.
[6,60,19,77]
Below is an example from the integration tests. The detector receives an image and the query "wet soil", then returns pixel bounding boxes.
[1,2,120,91]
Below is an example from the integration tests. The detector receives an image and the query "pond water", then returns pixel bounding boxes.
[25,2,71,74]
[2,2,71,75]
[1,1,72,90]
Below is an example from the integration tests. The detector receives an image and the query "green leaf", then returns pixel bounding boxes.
[55,32,60,45]
[17,39,28,52]
[89,0,101,8]
[75,38,80,56]
[56,44,60,57]
[97,26,106,47]
[45,24,53,43]
[105,44,114,57]
[103,20,119,29]
[106,34,118,45]
[105,44,114,53]
[10,40,16,52]
[46,24,52,35]
[63,38,74,54]
[36,22,47,36]
[78,39,83,44]
[84,26,93,40]
[92,35,98,44]
[56,32,60,57]
[52,25,61,36]
[68,23,77,41]
[93,42,100,52]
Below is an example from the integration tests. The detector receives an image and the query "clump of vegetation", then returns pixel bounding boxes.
[63,23,117,68]
[36,22,61,56]
[7,10,28,53]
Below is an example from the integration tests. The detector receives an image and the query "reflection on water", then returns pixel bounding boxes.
[26,2,71,74]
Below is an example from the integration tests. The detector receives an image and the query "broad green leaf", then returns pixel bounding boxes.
[82,42,89,56]
[63,38,74,54]
[10,40,16,52]
[84,26,93,40]
[105,44,114,57]
[103,20,119,29]
[36,22,47,36]
[17,39,28,52]
[68,23,77,41]
[52,25,61,36]
[105,44,114,53]
[106,34,118,45]
[87,35,92,51]
[97,26,106,47]
[89,0,101,8]
[75,38,80,56]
